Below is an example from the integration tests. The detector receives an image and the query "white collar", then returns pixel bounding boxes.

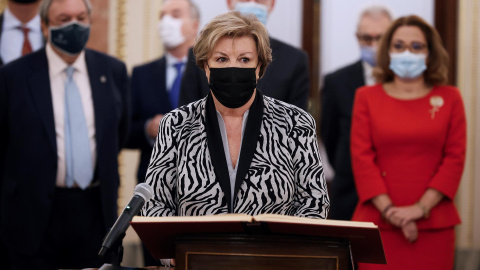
[46,43,87,77]
[362,60,373,73]
[165,52,187,66]
[3,7,41,33]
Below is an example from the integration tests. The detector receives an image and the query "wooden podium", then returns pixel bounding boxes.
[131,214,386,270]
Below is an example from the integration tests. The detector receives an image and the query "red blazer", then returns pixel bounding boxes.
[350,84,466,229]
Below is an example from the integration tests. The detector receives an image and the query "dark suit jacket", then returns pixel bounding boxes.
[125,56,173,183]
[178,38,310,110]
[0,48,130,255]
[320,60,365,220]
[0,13,4,66]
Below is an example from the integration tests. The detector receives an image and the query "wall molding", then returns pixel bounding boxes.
[0,0,6,13]
[456,0,480,250]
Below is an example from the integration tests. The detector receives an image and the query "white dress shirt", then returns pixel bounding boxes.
[0,8,43,64]
[362,61,376,86]
[165,52,187,92]
[46,43,97,187]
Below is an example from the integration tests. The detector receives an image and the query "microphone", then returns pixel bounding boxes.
[98,183,154,258]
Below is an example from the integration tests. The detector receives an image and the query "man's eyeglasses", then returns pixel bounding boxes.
[356,34,382,45]
[391,41,428,53]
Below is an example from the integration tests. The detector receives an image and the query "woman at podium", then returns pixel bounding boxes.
[141,11,329,219]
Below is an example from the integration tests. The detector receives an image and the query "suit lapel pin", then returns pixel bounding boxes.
[100,75,107,83]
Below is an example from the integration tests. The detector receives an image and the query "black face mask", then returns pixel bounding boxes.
[10,0,39,4]
[208,67,257,108]
[49,22,90,56]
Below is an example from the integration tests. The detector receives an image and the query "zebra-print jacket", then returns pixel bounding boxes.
[142,91,330,219]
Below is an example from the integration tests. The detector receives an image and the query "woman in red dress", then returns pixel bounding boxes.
[350,15,466,269]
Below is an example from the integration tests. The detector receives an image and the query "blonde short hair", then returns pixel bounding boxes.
[193,11,272,78]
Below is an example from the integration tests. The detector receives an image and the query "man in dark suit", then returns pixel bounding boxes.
[125,0,199,266]
[178,0,310,110]
[320,6,391,221]
[127,0,199,184]
[1,2,43,268]
[0,0,129,268]
[0,0,43,67]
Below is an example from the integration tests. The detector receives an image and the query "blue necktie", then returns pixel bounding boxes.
[64,66,93,189]
[169,62,184,108]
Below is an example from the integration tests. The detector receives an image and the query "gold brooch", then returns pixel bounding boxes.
[429,96,444,119]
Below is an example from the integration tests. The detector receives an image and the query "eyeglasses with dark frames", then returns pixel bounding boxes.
[356,33,383,45]
[391,41,428,54]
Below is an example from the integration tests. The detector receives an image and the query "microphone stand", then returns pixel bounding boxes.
[98,232,125,270]
[97,183,154,269]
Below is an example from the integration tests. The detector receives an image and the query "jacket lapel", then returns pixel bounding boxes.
[85,50,109,153]
[350,60,366,91]
[204,93,232,212]
[28,49,56,152]
[154,57,172,111]
[204,90,264,213]
[233,90,263,201]
[0,13,4,66]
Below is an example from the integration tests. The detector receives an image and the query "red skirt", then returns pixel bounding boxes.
[358,227,455,270]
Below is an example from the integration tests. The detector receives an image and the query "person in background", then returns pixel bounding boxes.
[351,15,466,269]
[0,0,130,268]
[125,0,199,266]
[127,0,199,185]
[0,0,43,66]
[320,6,392,221]
[1,1,45,268]
[178,0,310,111]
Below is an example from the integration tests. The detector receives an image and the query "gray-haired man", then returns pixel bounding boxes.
[321,6,392,221]
[0,0,129,268]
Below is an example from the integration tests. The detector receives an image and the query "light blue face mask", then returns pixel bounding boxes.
[234,2,269,25]
[389,50,427,79]
[360,45,377,66]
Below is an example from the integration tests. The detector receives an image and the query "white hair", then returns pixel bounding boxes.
[163,0,201,22]
[357,5,393,31]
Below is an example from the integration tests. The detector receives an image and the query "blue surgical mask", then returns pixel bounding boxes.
[234,2,268,25]
[389,50,427,79]
[360,45,377,66]
[49,21,90,56]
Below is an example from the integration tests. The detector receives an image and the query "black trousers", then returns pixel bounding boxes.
[0,237,11,270]
[10,186,107,270]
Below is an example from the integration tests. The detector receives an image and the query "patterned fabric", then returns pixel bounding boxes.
[142,94,330,219]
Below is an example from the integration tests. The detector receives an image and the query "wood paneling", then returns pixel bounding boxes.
[87,0,110,53]
[434,0,459,85]
[302,0,321,119]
